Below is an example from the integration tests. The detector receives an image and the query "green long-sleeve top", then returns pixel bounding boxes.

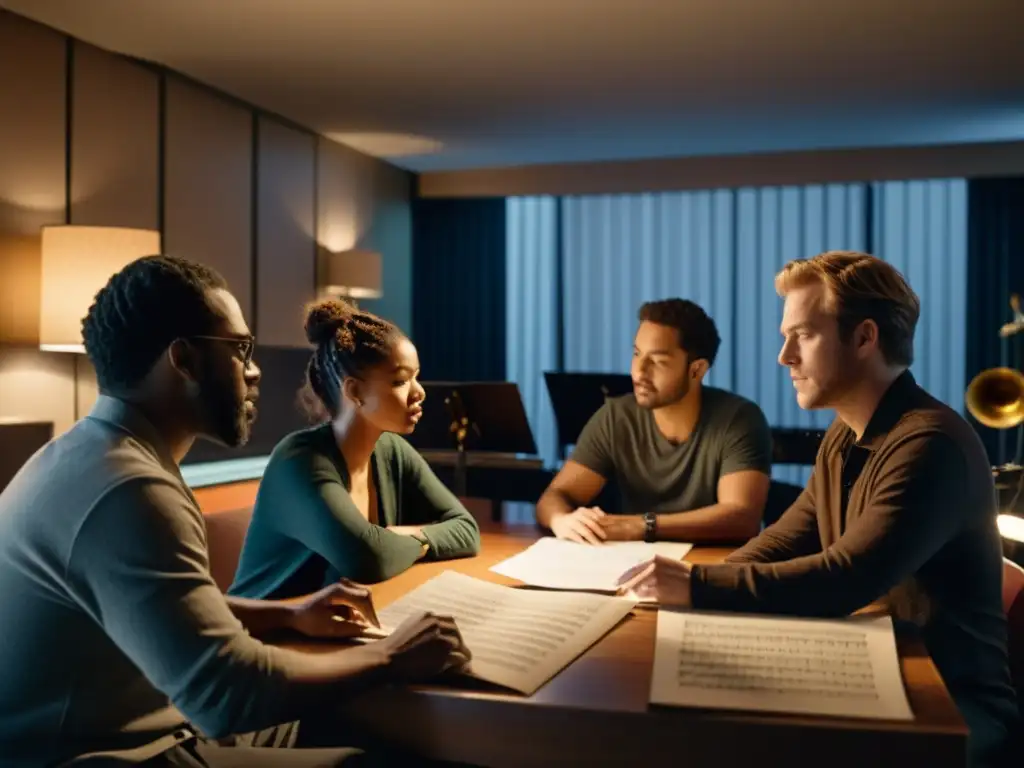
[228,424,481,599]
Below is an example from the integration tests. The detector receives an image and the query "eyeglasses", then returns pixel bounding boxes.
[189,335,256,367]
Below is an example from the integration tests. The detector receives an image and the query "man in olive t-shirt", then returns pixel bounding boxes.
[536,299,772,544]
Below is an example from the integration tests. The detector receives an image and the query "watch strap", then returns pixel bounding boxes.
[643,512,658,542]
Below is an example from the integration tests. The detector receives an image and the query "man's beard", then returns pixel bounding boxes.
[194,374,250,448]
[635,376,690,410]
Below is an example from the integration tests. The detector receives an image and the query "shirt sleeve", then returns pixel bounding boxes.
[268,448,424,583]
[395,440,481,560]
[67,477,297,739]
[720,400,773,477]
[568,402,615,478]
[691,432,970,617]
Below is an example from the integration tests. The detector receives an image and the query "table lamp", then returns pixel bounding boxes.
[316,247,383,300]
[39,225,161,353]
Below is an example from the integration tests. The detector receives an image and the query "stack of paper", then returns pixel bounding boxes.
[375,571,638,695]
[650,611,914,720]
[490,537,693,592]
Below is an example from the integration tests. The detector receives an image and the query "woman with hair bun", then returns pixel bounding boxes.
[229,299,480,598]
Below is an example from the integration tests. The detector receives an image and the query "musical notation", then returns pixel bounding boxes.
[650,611,913,720]
[377,571,637,695]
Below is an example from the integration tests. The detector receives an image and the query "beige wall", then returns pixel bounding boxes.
[418,139,1024,198]
[0,9,413,436]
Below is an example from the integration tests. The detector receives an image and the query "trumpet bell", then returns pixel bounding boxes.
[966,367,1024,429]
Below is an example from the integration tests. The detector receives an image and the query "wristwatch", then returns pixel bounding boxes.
[643,511,658,543]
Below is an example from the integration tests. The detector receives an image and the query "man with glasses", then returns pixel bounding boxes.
[0,255,468,766]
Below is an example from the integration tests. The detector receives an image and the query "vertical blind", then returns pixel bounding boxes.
[872,180,968,413]
[506,196,559,465]
[505,197,559,522]
[507,179,967,492]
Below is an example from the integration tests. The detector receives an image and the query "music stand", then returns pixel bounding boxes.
[543,372,633,457]
[406,381,539,497]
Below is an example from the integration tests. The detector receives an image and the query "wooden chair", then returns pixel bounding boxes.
[204,507,254,592]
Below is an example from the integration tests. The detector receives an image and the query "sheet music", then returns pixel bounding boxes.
[490,537,693,592]
[377,571,637,695]
[650,611,913,721]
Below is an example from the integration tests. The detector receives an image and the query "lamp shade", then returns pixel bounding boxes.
[40,225,161,352]
[317,248,383,299]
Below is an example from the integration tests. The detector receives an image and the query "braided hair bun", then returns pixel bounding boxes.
[304,298,357,350]
[300,297,399,421]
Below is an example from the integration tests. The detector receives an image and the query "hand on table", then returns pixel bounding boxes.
[550,507,608,544]
[379,611,472,682]
[287,578,380,639]
[597,514,645,542]
[615,555,694,607]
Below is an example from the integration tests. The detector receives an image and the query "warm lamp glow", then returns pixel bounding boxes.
[317,247,383,300]
[39,225,161,353]
[998,514,1024,544]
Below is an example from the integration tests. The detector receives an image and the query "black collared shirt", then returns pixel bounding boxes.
[692,372,1019,765]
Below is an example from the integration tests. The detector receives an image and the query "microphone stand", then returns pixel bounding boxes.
[996,294,1024,518]
[444,390,471,498]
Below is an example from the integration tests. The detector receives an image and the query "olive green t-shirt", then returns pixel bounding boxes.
[570,387,772,515]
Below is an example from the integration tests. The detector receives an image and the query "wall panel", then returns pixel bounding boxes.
[0,11,73,431]
[164,77,253,318]
[70,42,159,229]
[317,137,413,332]
[256,117,316,346]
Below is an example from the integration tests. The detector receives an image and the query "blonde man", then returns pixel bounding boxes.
[618,252,1019,767]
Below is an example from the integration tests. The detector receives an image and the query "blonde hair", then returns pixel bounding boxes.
[775,251,920,366]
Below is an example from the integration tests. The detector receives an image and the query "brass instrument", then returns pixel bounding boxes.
[965,366,1024,429]
[966,293,1024,430]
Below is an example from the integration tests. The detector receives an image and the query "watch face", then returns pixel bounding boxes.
[644,513,657,541]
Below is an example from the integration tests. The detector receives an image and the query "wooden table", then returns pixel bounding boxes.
[304,526,968,767]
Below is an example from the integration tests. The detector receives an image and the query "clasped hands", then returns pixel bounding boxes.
[549,506,645,544]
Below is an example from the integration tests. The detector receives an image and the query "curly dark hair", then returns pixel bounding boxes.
[638,298,721,366]
[81,255,228,393]
[301,297,400,420]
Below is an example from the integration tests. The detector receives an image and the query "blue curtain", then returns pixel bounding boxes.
[412,198,506,381]
[872,180,968,414]
[562,192,735,388]
[965,177,1024,464]
[505,197,559,523]
[508,180,969,492]
[733,185,868,483]
[506,196,559,467]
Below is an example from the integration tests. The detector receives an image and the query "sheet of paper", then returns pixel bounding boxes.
[377,571,638,695]
[489,537,693,592]
[650,611,913,721]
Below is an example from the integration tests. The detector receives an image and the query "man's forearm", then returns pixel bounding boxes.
[535,489,575,528]
[226,595,297,638]
[243,642,396,730]
[274,642,393,695]
[655,503,761,543]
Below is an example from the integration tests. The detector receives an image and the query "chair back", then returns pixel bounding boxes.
[763,480,803,528]
[204,507,254,592]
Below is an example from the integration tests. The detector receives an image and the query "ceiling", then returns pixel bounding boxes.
[3,0,1023,171]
